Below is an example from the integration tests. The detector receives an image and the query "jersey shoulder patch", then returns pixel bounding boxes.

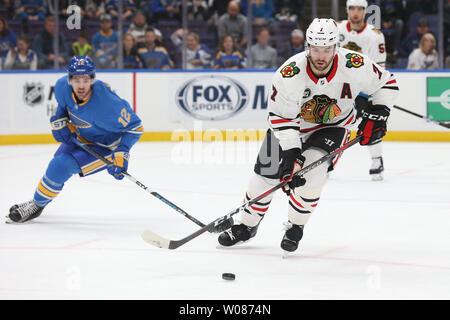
[371,27,383,35]
[280,61,300,78]
[345,52,365,68]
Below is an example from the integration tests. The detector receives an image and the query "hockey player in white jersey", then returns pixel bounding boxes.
[338,0,386,67]
[338,0,388,180]
[217,18,399,253]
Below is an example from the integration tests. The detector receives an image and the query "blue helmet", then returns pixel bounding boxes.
[67,56,96,79]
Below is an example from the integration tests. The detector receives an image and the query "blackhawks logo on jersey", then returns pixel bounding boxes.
[345,53,364,68]
[280,61,300,78]
[372,27,382,35]
[301,95,342,124]
[343,41,362,53]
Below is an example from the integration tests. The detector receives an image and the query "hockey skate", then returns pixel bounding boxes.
[7,200,44,223]
[218,222,260,247]
[281,222,304,258]
[369,156,384,181]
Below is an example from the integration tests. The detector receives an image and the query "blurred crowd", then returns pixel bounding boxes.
[0,0,448,71]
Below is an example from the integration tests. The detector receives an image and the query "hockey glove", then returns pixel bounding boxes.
[50,115,73,143]
[279,148,306,196]
[107,147,130,180]
[357,104,390,145]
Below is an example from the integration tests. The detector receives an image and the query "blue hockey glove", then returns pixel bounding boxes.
[50,115,73,143]
[107,147,130,180]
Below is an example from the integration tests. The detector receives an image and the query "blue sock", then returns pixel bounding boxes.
[34,153,81,207]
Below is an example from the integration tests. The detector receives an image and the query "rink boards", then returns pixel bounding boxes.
[0,69,449,144]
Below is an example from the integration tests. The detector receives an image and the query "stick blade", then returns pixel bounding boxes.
[141,230,170,249]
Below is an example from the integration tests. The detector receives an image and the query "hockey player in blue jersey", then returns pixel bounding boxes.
[7,56,144,223]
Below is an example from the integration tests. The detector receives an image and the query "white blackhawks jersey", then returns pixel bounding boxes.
[338,20,386,67]
[268,48,399,151]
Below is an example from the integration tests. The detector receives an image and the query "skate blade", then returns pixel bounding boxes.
[370,173,383,181]
[216,238,253,249]
[4,215,27,224]
[282,251,290,259]
[4,216,17,224]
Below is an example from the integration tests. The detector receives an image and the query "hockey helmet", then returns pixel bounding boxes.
[346,0,368,11]
[305,18,339,47]
[67,56,96,79]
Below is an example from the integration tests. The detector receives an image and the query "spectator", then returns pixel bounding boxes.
[208,0,231,17]
[279,28,305,64]
[241,0,274,26]
[407,33,439,70]
[213,34,245,69]
[382,16,403,67]
[138,28,171,69]
[274,0,305,23]
[91,13,119,68]
[85,0,105,20]
[4,34,37,70]
[122,32,143,69]
[127,10,163,48]
[105,0,136,20]
[399,17,433,58]
[0,17,17,66]
[379,0,405,57]
[217,1,248,49]
[31,15,68,69]
[187,0,209,21]
[59,1,89,19]
[150,0,181,23]
[171,29,212,69]
[247,27,277,69]
[445,0,450,62]
[14,0,47,21]
[405,0,438,18]
[70,30,93,57]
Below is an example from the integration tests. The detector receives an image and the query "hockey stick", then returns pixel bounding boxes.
[393,105,450,129]
[70,137,223,232]
[142,135,362,250]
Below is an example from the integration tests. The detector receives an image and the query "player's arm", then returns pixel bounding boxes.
[267,71,305,185]
[50,78,74,143]
[358,60,399,145]
[369,29,387,68]
[108,100,144,180]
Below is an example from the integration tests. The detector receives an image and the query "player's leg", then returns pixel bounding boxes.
[282,127,350,252]
[367,141,384,181]
[8,152,81,223]
[218,129,281,246]
[8,142,111,223]
[355,94,385,180]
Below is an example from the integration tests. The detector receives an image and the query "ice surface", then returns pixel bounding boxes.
[0,141,449,299]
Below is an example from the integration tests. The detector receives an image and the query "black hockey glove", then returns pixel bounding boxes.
[357,104,390,145]
[279,148,306,196]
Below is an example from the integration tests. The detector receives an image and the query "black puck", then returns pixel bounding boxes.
[222,273,235,281]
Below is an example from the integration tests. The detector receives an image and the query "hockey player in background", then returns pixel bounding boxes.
[218,18,399,253]
[7,56,144,223]
[338,0,387,180]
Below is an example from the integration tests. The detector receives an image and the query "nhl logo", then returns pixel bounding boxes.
[23,82,44,106]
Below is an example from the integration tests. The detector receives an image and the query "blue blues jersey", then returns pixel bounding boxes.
[138,46,171,69]
[0,30,18,59]
[91,30,119,56]
[54,75,143,151]
[213,51,246,69]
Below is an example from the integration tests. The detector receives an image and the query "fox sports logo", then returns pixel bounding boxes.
[176,75,249,121]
